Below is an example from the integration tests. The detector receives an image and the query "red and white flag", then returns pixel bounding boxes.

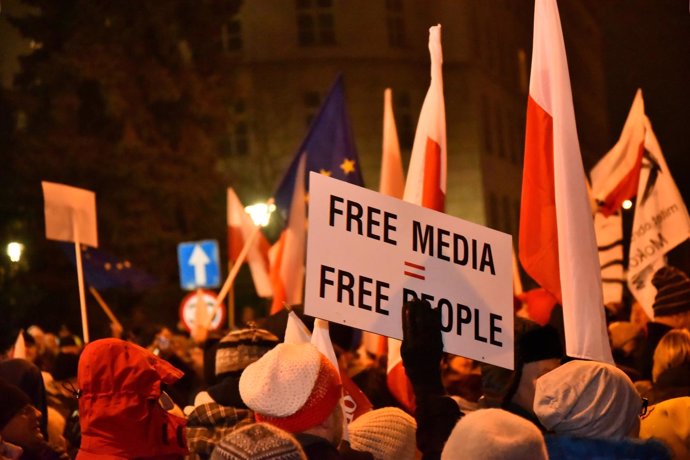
[362,88,406,359]
[591,90,646,216]
[627,118,690,318]
[388,24,447,412]
[519,0,612,363]
[269,154,307,314]
[227,188,273,298]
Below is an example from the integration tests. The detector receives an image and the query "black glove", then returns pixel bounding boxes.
[400,298,445,395]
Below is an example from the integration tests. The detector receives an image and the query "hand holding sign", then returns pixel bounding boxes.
[401,299,444,394]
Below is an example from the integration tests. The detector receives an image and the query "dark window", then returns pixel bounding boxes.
[395,91,414,150]
[481,96,493,154]
[296,0,335,46]
[488,192,499,229]
[304,91,322,127]
[221,19,242,51]
[386,0,406,48]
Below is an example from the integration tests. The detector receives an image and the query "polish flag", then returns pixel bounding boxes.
[519,0,612,363]
[388,25,447,412]
[269,154,307,314]
[362,88,406,359]
[227,188,273,298]
[590,90,646,216]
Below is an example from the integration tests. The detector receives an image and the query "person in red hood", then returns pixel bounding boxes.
[76,338,188,460]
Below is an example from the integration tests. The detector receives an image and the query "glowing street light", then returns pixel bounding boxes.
[7,242,24,263]
[622,199,633,210]
[245,202,276,227]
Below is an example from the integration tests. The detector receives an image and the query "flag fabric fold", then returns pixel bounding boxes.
[519,0,612,363]
[627,117,690,318]
[227,188,273,298]
[388,24,447,413]
[591,90,646,216]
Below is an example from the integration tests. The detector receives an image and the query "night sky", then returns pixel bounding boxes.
[599,0,690,202]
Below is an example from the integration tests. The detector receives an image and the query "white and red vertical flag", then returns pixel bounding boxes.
[627,118,690,318]
[591,90,646,216]
[362,88,405,359]
[269,154,307,314]
[227,188,273,298]
[519,0,612,363]
[388,24,447,412]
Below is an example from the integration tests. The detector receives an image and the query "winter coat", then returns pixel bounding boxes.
[75,339,189,460]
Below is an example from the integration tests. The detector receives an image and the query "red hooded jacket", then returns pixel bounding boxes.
[76,338,188,460]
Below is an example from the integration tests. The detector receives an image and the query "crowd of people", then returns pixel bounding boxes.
[2,265,690,459]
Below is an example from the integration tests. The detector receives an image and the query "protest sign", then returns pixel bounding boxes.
[42,181,98,343]
[305,173,514,369]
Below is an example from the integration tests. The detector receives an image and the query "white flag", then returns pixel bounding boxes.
[627,118,690,318]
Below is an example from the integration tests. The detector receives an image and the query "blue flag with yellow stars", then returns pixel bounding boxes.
[273,74,364,218]
[60,243,157,292]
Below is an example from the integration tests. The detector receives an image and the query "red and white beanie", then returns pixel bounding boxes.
[239,342,342,433]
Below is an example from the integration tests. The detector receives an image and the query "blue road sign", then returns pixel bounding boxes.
[177,240,221,290]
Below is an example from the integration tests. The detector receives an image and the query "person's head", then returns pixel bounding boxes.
[77,338,188,458]
[441,409,547,460]
[0,380,44,451]
[651,266,690,329]
[210,423,307,460]
[534,360,642,439]
[652,328,690,383]
[609,321,644,358]
[348,407,417,460]
[481,319,563,413]
[640,396,690,460]
[239,342,343,445]
[203,327,279,407]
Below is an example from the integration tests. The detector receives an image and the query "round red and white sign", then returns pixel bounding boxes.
[179,290,225,331]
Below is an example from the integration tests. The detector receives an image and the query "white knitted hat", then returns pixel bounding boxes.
[441,409,547,460]
[348,407,417,460]
[533,360,641,439]
[239,342,342,433]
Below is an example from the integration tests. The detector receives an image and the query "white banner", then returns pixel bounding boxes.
[305,173,514,369]
[627,119,690,318]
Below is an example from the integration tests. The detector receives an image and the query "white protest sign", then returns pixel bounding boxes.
[305,173,514,369]
[42,181,98,248]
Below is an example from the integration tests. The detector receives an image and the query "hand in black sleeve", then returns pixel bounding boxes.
[401,298,445,395]
[401,299,462,460]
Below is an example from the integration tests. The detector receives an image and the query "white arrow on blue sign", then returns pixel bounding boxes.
[177,240,221,290]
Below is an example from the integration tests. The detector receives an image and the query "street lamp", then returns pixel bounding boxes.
[622,199,633,210]
[7,242,24,263]
[245,202,276,227]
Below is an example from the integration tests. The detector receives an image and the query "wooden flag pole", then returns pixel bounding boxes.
[73,216,90,343]
[207,224,262,328]
[88,286,122,330]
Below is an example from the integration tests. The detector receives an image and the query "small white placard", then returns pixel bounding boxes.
[305,173,514,369]
[42,181,98,248]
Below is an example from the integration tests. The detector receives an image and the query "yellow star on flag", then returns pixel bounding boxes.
[340,158,356,175]
[320,169,332,177]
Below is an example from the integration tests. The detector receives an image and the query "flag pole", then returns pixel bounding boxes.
[73,215,90,343]
[208,224,262,328]
[88,286,122,330]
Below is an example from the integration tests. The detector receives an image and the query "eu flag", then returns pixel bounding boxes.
[273,75,364,218]
[60,243,157,292]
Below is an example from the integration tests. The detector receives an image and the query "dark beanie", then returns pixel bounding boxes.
[214,327,279,379]
[652,266,690,317]
[0,379,31,430]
